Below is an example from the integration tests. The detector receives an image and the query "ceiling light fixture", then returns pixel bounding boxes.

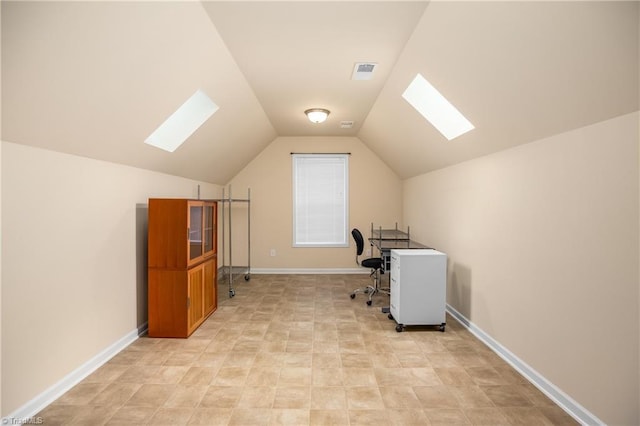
[305,108,330,124]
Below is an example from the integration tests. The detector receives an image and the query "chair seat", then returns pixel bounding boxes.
[361,257,383,270]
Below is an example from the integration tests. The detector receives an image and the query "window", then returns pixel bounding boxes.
[145,89,219,152]
[402,73,474,140]
[292,154,349,247]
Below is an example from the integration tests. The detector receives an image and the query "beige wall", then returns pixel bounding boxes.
[226,136,402,270]
[0,2,3,414]
[1,142,221,416]
[403,112,639,425]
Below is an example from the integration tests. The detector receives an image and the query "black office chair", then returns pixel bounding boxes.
[349,228,387,306]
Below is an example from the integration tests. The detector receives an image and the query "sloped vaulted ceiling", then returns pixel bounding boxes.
[2,1,638,183]
[2,1,277,184]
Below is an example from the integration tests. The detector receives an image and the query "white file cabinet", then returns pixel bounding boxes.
[389,249,447,332]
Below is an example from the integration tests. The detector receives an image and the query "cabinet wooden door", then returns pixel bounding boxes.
[188,265,205,333]
[204,258,216,316]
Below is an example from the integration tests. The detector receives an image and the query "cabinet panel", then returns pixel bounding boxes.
[148,269,188,337]
[188,265,205,333]
[204,258,217,316]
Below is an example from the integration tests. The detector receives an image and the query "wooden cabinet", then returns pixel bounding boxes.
[148,199,217,338]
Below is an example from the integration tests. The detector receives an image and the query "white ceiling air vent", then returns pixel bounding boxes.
[351,62,377,80]
[340,121,354,129]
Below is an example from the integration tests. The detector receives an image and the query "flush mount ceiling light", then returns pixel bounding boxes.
[305,108,330,124]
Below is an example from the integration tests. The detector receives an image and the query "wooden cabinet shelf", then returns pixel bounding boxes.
[148,199,217,338]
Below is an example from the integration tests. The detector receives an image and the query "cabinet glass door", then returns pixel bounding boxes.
[203,204,214,254]
[189,204,203,261]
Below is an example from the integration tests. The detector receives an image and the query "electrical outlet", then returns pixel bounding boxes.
[270,249,276,257]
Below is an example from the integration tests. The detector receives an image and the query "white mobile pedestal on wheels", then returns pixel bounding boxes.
[388,249,447,332]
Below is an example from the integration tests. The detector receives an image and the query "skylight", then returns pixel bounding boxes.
[145,89,219,152]
[402,73,474,140]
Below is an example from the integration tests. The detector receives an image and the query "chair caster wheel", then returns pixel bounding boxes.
[229,289,235,297]
[388,313,394,320]
[350,293,356,299]
[396,324,404,332]
[366,300,372,306]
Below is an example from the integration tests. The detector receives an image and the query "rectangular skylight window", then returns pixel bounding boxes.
[145,89,219,152]
[402,73,474,140]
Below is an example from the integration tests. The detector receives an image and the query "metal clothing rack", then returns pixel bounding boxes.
[216,186,251,298]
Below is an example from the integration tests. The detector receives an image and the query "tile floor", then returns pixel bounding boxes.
[37,274,578,425]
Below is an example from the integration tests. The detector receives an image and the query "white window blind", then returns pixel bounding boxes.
[292,154,349,247]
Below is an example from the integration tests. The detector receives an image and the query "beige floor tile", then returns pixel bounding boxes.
[312,368,344,386]
[386,408,432,425]
[464,407,511,425]
[310,386,347,409]
[187,407,233,425]
[246,366,281,386]
[369,352,401,368]
[211,367,250,386]
[424,408,471,425]
[449,385,495,408]
[228,408,271,425]
[309,409,349,425]
[379,386,422,409]
[148,407,195,425]
[180,366,217,385]
[413,385,461,409]
[270,408,310,425]
[237,386,276,408]
[68,405,119,425]
[279,367,312,386]
[435,366,475,385]
[348,409,390,425]
[311,352,340,368]
[125,383,176,407]
[104,405,155,425]
[36,404,85,425]
[163,351,200,366]
[465,366,508,386]
[198,386,243,408]
[164,384,208,408]
[345,386,384,409]
[55,382,108,405]
[342,368,377,386]
[273,386,311,409]
[222,352,257,368]
[90,382,141,406]
[283,352,312,367]
[83,364,130,383]
[500,407,556,425]
[480,385,535,407]
[373,367,416,386]
[193,352,227,368]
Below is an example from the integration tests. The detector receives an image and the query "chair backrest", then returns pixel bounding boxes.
[351,228,364,256]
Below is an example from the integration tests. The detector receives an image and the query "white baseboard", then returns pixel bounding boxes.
[247,268,368,274]
[2,322,148,424]
[446,305,602,426]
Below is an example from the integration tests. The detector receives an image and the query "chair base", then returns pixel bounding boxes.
[350,269,389,306]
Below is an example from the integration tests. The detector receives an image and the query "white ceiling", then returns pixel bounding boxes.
[2,1,638,183]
